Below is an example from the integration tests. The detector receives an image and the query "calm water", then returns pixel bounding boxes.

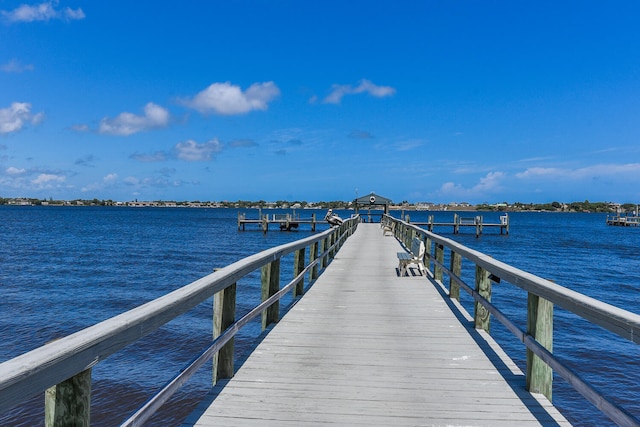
[1,207,638,426]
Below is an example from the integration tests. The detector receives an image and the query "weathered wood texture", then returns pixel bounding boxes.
[213,283,236,384]
[261,260,280,330]
[527,293,553,401]
[45,368,91,427]
[183,224,569,427]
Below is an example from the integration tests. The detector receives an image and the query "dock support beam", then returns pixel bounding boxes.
[45,368,91,427]
[449,251,461,301]
[474,265,491,333]
[321,238,329,268]
[213,282,236,384]
[434,243,444,282]
[261,260,280,329]
[310,241,319,281]
[527,293,553,401]
[293,248,305,298]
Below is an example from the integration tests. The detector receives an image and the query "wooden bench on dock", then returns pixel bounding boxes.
[397,236,426,276]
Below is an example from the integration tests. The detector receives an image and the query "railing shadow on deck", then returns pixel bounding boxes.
[383,214,640,427]
[0,216,360,427]
[425,268,565,427]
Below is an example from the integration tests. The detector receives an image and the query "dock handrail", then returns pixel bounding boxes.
[0,216,359,426]
[383,214,640,427]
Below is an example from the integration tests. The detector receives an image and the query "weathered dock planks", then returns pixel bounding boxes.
[182,223,569,426]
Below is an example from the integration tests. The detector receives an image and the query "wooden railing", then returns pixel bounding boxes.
[383,214,640,427]
[0,216,360,426]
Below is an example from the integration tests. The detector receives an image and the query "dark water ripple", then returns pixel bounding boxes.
[1,207,639,426]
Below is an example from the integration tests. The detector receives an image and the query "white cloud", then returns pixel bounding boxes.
[1,59,34,73]
[99,102,169,136]
[31,173,65,187]
[323,79,396,104]
[6,166,26,175]
[174,138,223,161]
[81,173,119,193]
[2,1,85,23]
[515,167,564,179]
[183,81,280,115]
[516,163,640,181]
[0,102,43,134]
[64,6,84,20]
[438,171,506,199]
[477,171,505,191]
[103,173,118,183]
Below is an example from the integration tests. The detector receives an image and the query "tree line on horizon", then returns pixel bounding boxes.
[1,197,637,213]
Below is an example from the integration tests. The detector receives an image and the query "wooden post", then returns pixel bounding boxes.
[527,293,553,401]
[321,238,329,268]
[474,265,491,333]
[475,215,483,237]
[449,251,461,301]
[261,215,268,233]
[424,236,432,271]
[213,283,236,384]
[310,241,319,281]
[330,231,336,259]
[311,213,316,232]
[45,369,91,427]
[428,214,434,232]
[454,213,459,234]
[405,224,411,247]
[261,259,280,330]
[434,243,444,282]
[293,247,305,298]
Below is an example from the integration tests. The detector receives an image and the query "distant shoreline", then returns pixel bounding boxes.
[1,197,635,214]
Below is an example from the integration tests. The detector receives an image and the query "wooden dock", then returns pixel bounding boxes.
[4,215,638,426]
[182,223,567,426]
[407,213,510,236]
[238,211,318,232]
[606,214,640,227]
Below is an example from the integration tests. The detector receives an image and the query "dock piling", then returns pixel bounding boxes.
[527,293,553,401]
[45,368,91,427]
[411,213,508,236]
[213,281,236,384]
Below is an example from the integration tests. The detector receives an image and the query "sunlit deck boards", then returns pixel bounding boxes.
[183,223,570,426]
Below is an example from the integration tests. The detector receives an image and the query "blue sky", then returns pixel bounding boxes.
[2,1,640,204]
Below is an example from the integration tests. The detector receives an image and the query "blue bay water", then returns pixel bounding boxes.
[1,207,639,426]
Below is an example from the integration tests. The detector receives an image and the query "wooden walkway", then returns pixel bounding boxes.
[183,223,570,426]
